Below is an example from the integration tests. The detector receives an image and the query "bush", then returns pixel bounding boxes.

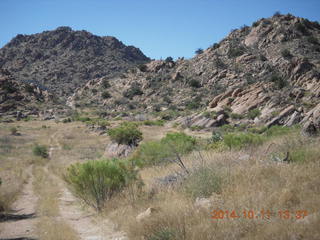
[165,56,173,63]
[223,132,264,150]
[270,74,287,89]
[101,91,111,99]
[138,64,148,72]
[247,108,261,119]
[101,79,111,88]
[230,113,244,120]
[132,132,197,167]
[188,79,201,88]
[143,120,165,126]
[33,144,49,158]
[10,127,18,135]
[123,85,143,99]
[195,48,203,54]
[281,49,292,59]
[307,36,319,44]
[295,22,310,35]
[108,122,143,146]
[65,159,138,211]
[183,167,222,198]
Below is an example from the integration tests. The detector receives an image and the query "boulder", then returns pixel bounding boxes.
[136,207,158,222]
[104,143,135,158]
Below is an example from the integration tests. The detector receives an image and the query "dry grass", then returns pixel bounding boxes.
[105,133,320,240]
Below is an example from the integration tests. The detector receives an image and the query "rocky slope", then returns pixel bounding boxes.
[68,14,320,132]
[0,69,59,119]
[0,27,149,98]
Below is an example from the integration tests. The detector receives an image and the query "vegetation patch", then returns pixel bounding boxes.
[108,122,143,146]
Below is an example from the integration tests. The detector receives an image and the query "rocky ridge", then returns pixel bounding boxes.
[69,14,320,132]
[0,26,149,98]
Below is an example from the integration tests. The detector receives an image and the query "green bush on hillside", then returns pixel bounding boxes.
[108,122,143,146]
[33,144,49,158]
[132,132,197,167]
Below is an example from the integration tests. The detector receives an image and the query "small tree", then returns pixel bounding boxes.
[65,159,139,211]
[195,48,203,55]
[101,91,111,99]
[165,56,173,63]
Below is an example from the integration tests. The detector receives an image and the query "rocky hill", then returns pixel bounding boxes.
[0,69,59,119]
[0,27,149,98]
[68,14,320,133]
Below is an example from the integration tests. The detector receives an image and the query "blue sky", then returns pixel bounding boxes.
[1,0,319,59]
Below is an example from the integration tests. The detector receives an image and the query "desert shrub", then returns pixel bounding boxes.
[281,49,292,59]
[228,46,245,58]
[62,118,72,123]
[33,144,49,158]
[211,43,220,49]
[195,48,203,54]
[65,159,138,211]
[252,21,259,27]
[202,111,217,119]
[10,127,18,135]
[307,36,319,44]
[295,22,310,35]
[183,167,222,198]
[247,108,261,119]
[138,64,148,72]
[259,54,267,61]
[157,110,180,120]
[190,126,205,131]
[123,85,143,99]
[273,11,281,17]
[147,228,176,240]
[230,113,244,120]
[270,74,287,89]
[188,79,201,88]
[101,79,111,88]
[132,132,196,167]
[263,125,297,137]
[101,91,111,99]
[165,56,173,63]
[108,122,142,146]
[161,132,197,155]
[223,132,264,150]
[24,84,34,93]
[143,120,165,126]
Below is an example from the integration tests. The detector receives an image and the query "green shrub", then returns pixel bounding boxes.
[108,122,143,146]
[65,159,138,211]
[263,125,296,137]
[195,48,203,54]
[270,74,287,89]
[230,113,244,120]
[307,36,318,44]
[33,144,49,158]
[123,85,143,99]
[143,120,165,126]
[281,49,292,59]
[223,132,264,150]
[188,79,201,88]
[132,132,196,167]
[101,91,111,99]
[101,79,111,88]
[148,228,176,240]
[165,56,173,63]
[10,127,18,135]
[183,167,222,198]
[247,108,261,119]
[295,22,310,35]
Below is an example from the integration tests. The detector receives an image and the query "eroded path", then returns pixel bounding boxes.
[0,166,38,239]
[0,122,127,240]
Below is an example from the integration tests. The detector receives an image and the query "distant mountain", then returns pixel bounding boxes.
[0,26,150,98]
[68,14,320,132]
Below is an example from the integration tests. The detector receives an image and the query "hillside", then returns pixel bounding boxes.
[68,14,320,132]
[0,27,150,98]
[0,69,59,119]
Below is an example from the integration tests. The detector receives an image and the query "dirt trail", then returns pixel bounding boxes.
[48,130,127,240]
[0,166,38,239]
